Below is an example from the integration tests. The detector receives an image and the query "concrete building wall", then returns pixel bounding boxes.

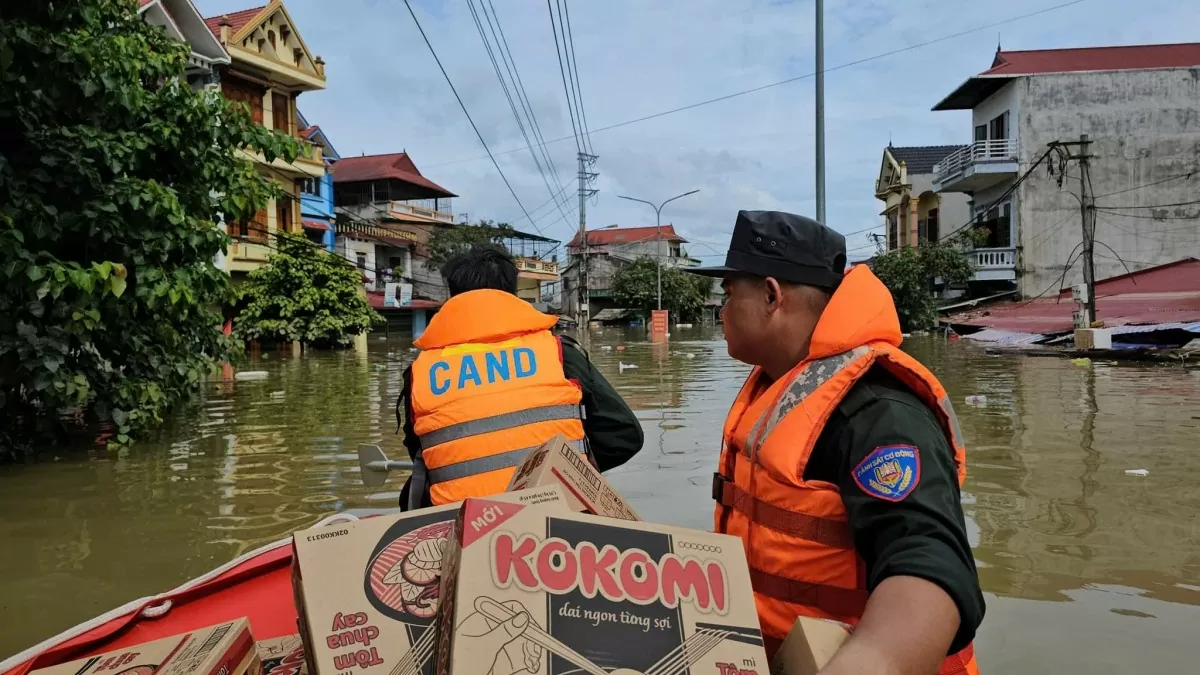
[338,236,376,285]
[910,173,972,242]
[1017,68,1200,296]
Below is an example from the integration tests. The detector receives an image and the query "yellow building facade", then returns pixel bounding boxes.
[204,0,327,275]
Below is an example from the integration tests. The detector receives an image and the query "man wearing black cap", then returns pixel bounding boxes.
[690,211,984,675]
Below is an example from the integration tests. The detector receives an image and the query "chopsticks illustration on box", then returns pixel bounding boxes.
[469,596,763,675]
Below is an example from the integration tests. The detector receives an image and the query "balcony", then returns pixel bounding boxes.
[515,257,559,280]
[295,139,324,168]
[389,200,455,224]
[969,247,1016,282]
[934,139,1019,193]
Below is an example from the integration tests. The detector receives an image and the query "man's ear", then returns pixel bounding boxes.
[764,277,782,310]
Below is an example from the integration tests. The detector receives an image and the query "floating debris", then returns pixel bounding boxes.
[1124,469,1150,477]
[618,362,639,372]
[1071,357,1092,367]
[964,394,988,407]
[234,371,269,381]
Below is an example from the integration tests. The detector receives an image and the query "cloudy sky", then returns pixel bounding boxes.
[197,0,1200,262]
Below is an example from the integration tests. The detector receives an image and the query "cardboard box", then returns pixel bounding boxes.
[292,486,572,675]
[507,435,640,521]
[257,636,307,675]
[30,619,257,675]
[769,617,851,675]
[436,496,768,675]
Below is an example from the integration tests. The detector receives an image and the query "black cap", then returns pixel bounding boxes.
[688,211,847,289]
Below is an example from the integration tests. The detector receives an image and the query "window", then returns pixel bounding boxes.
[989,113,1007,140]
[927,208,939,243]
[974,124,987,143]
[976,201,1012,248]
[887,211,899,250]
[230,208,268,242]
[222,78,264,124]
[272,93,290,134]
[355,252,367,270]
[276,199,292,233]
[302,178,320,197]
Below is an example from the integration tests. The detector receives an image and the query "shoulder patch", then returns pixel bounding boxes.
[852,445,920,502]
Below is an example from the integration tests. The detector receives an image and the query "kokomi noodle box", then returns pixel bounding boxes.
[435,497,768,675]
[29,619,257,675]
[291,486,572,675]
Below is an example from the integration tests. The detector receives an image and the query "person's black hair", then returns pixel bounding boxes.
[442,245,518,296]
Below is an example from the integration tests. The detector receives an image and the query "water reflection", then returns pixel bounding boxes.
[2,330,1199,672]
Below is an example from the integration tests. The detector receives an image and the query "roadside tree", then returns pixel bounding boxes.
[871,236,977,331]
[424,220,515,272]
[0,0,297,455]
[612,258,713,321]
[235,233,381,349]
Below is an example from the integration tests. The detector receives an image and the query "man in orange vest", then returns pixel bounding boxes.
[688,211,984,675]
[396,246,643,509]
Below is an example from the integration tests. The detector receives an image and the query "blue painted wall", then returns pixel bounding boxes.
[300,172,335,251]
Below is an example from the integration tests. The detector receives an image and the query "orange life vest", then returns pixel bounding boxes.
[713,266,979,675]
[410,289,586,505]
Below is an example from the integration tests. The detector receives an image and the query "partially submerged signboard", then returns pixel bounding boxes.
[436,496,768,675]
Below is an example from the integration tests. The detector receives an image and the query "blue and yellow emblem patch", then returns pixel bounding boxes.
[852,445,920,502]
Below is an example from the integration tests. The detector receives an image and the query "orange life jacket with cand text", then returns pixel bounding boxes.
[410,290,586,505]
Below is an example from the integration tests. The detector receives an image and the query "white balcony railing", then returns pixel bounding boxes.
[390,200,454,224]
[934,139,1019,184]
[970,247,1016,269]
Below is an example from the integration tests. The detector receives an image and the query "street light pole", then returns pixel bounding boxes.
[617,189,700,310]
[815,0,826,224]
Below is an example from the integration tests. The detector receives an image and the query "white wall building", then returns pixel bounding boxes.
[932,43,1200,296]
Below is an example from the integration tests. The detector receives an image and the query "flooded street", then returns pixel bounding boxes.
[2,328,1199,674]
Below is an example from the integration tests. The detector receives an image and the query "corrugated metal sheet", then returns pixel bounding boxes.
[961,329,1047,345]
[1045,321,1200,343]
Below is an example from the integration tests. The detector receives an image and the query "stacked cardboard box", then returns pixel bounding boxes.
[29,436,782,675]
[30,620,259,675]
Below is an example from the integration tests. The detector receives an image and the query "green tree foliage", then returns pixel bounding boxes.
[872,236,977,331]
[0,0,299,454]
[425,220,515,271]
[612,257,714,321]
[235,233,382,349]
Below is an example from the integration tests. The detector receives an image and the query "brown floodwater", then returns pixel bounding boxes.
[2,328,1199,674]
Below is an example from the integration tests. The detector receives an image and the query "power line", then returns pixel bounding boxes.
[465,0,573,232]
[547,0,582,155]
[478,0,577,228]
[1092,170,1195,199]
[1094,197,1200,210]
[560,0,593,154]
[424,0,1086,170]
[1094,208,1200,221]
[401,0,539,232]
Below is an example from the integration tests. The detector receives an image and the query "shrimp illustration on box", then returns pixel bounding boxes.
[437,497,769,675]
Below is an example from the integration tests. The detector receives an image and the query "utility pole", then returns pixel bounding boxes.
[1077,133,1097,325]
[815,0,826,224]
[618,190,700,310]
[576,151,598,328]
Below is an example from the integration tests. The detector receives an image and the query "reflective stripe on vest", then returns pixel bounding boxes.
[418,403,584,450]
[427,438,586,484]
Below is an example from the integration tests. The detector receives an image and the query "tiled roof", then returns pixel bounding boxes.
[139,0,155,7]
[981,42,1200,77]
[299,126,318,139]
[330,153,456,198]
[567,225,687,248]
[887,145,966,175]
[203,5,267,40]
